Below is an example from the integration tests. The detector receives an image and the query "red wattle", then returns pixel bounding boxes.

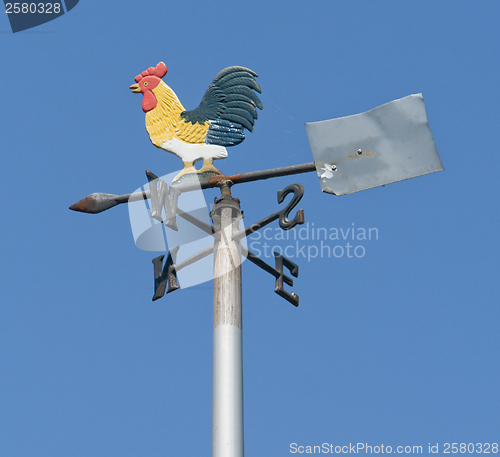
[142,91,157,112]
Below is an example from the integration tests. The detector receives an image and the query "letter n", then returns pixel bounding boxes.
[152,246,180,301]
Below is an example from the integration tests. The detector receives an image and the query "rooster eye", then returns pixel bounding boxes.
[144,82,149,86]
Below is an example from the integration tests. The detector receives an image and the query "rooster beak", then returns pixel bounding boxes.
[130,84,141,93]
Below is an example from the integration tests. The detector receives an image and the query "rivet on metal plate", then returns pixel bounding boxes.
[319,163,337,179]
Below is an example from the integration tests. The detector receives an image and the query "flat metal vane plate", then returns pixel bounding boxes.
[305,94,444,195]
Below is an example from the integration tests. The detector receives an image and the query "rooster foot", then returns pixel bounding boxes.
[172,161,197,184]
[198,159,223,176]
[172,159,223,185]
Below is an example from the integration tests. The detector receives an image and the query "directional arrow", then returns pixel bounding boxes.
[69,163,316,214]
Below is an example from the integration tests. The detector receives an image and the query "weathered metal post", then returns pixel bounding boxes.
[211,182,244,457]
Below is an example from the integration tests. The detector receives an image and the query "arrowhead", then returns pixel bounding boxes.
[69,193,120,214]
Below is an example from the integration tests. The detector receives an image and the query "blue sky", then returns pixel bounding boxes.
[1,1,499,456]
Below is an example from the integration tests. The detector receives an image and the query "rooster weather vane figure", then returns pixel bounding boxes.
[130,62,263,184]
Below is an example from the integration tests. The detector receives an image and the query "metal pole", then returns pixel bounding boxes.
[212,183,244,457]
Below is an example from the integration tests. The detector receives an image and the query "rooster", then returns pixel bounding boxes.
[130,62,263,183]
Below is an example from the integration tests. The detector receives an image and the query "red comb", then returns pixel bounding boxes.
[135,62,168,83]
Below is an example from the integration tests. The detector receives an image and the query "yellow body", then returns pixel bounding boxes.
[145,81,209,149]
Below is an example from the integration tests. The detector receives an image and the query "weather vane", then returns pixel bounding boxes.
[70,62,443,457]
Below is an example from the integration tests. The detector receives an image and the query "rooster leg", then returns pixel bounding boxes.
[173,161,197,182]
[199,158,223,176]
